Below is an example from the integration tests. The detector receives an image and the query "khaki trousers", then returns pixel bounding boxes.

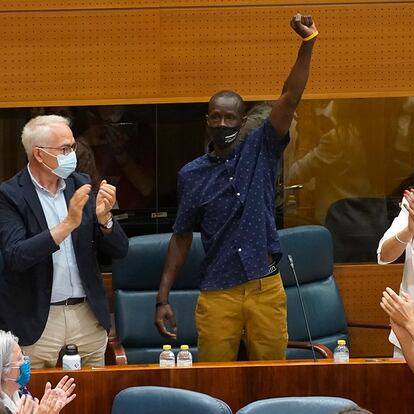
[196,274,288,362]
[21,302,107,369]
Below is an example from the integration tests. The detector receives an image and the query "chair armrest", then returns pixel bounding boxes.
[348,320,390,329]
[287,340,334,359]
[105,314,128,365]
[106,339,128,365]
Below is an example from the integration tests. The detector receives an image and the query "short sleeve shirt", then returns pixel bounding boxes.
[173,119,289,290]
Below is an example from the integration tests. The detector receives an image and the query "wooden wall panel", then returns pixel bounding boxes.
[0,2,412,106]
[0,1,407,10]
[0,9,160,106]
[160,3,414,102]
[335,263,403,357]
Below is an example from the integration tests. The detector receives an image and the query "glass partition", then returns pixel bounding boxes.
[0,97,412,264]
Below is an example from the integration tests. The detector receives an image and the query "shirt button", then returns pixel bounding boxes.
[225,159,229,163]
[238,248,242,252]
[236,192,241,196]
[229,177,234,181]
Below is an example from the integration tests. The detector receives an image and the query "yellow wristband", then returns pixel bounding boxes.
[302,31,319,42]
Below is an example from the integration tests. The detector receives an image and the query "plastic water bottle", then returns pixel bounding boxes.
[159,345,175,367]
[62,344,81,370]
[177,345,193,367]
[333,339,349,363]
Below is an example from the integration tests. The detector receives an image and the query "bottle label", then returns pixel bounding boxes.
[159,359,175,368]
[334,353,349,363]
[62,359,81,370]
[177,359,192,368]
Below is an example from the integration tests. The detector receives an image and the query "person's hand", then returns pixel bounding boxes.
[380,287,414,330]
[155,304,177,339]
[43,376,76,411]
[38,388,64,414]
[403,189,414,236]
[65,184,91,229]
[290,14,317,39]
[96,180,116,225]
[16,395,39,414]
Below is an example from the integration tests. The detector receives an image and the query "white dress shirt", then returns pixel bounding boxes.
[27,166,86,302]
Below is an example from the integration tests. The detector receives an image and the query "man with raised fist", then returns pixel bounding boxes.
[155,14,318,362]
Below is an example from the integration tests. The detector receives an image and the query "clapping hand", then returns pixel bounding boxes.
[96,180,116,225]
[38,388,63,414]
[381,287,414,331]
[403,189,414,237]
[66,184,91,229]
[16,395,39,414]
[39,376,76,413]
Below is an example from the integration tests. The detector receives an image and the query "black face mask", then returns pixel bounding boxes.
[207,125,240,148]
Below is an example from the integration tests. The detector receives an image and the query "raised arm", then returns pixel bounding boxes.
[155,232,193,339]
[270,14,318,137]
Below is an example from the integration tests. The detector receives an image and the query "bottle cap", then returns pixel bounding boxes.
[163,344,172,350]
[64,344,79,355]
[180,345,189,350]
[337,339,346,345]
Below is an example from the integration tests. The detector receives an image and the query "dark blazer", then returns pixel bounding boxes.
[0,168,129,346]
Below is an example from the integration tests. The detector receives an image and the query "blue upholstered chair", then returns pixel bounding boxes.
[279,225,348,359]
[235,396,358,414]
[110,225,347,363]
[111,233,204,364]
[111,386,233,414]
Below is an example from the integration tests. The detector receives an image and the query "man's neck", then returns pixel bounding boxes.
[28,162,60,194]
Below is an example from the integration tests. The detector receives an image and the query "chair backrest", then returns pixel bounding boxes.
[112,226,348,363]
[111,386,233,414]
[235,396,358,414]
[324,197,391,262]
[112,233,204,364]
[278,225,348,359]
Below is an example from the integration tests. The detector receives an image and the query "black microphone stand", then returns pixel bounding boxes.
[287,254,317,362]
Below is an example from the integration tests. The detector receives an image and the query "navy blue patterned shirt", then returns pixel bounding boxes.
[173,119,289,290]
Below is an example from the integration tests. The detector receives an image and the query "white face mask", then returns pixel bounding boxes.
[41,149,77,179]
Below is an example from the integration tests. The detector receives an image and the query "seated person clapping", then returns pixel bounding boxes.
[0,331,76,413]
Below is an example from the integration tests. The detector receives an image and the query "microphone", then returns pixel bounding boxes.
[287,254,317,362]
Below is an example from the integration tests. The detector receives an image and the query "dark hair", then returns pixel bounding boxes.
[208,90,246,116]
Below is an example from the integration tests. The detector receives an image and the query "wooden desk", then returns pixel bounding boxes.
[29,359,413,414]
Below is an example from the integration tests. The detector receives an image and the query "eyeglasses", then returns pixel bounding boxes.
[38,143,77,156]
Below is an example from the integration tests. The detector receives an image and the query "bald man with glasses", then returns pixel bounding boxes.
[0,115,128,368]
